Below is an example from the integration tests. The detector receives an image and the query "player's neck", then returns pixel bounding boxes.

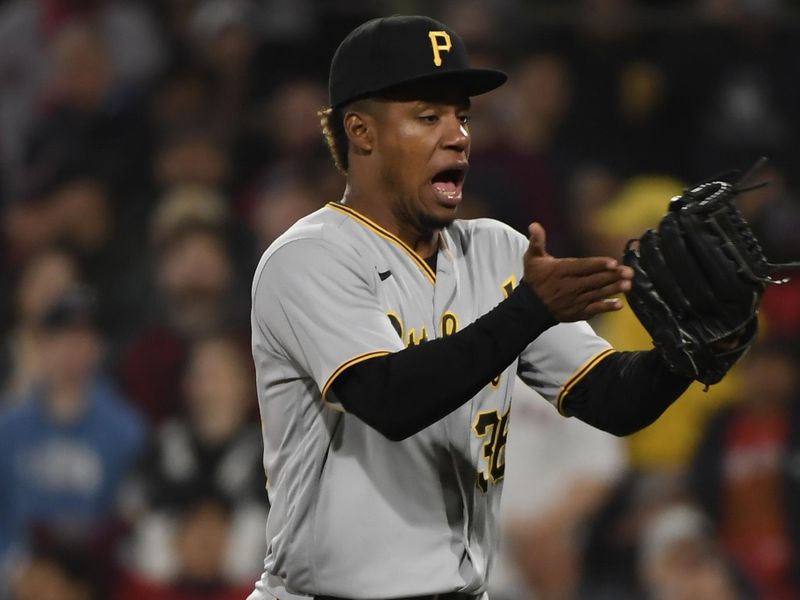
[340,186,439,258]
[397,222,439,258]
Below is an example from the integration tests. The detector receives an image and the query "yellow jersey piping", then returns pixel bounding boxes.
[321,350,392,403]
[327,202,436,285]
[556,348,616,415]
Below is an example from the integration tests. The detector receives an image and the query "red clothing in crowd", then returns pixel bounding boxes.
[719,413,795,600]
[116,573,253,600]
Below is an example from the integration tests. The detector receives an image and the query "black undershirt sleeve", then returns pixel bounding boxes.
[561,350,693,437]
[330,283,557,441]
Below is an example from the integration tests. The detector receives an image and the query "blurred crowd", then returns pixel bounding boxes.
[1,0,800,599]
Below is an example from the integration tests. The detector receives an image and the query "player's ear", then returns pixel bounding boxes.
[343,110,374,154]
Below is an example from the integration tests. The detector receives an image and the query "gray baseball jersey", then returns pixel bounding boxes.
[248,202,613,599]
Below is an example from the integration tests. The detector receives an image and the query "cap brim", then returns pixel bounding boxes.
[344,68,507,106]
[401,68,508,97]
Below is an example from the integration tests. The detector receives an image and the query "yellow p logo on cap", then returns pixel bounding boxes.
[428,31,452,67]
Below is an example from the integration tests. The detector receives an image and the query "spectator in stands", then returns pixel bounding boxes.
[676,0,799,179]
[149,186,231,249]
[116,494,254,600]
[3,170,145,339]
[579,471,690,599]
[737,165,800,340]
[689,338,800,600]
[0,287,144,568]
[469,51,575,247]
[247,169,324,252]
[237,78,340,204]
[154,124,231,193]
[259,79,330,164]
[148,61,216,138]
[22,21,151,204]
[118,210,246,425]
[567,0,680,174]
[122,334,266,584]
[187,0,257,144]
[0,247,79,404]
[639,504,751,600]
[3,171,110,265]
[0,0,163,197]
[562,163,620,257]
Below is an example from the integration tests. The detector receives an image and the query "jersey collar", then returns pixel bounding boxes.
[326,202,438,285]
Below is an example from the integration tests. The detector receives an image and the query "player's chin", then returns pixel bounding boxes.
[418,208,457,231]
[420,192,460,229]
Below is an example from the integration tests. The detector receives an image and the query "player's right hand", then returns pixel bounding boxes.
[522,222,633,322]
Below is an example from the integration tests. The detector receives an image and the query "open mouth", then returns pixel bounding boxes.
[431,167,467,205]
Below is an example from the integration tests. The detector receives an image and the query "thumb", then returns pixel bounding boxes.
[527,222,549,258]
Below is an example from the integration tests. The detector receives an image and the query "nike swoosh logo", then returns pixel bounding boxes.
[378,270,392,281]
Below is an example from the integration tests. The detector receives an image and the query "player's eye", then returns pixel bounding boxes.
[419,114,439,124]
[458,114,471,126]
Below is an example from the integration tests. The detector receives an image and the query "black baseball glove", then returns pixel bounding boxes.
[622,159,800,386]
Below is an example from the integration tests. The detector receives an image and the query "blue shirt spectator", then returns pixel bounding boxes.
[0,287,145,566]
[0,375,144,561]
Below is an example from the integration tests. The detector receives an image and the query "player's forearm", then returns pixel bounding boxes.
[330,284,557,441]
[561,350,692,436]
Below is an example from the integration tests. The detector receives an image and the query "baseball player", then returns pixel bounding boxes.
[249,15,692,600]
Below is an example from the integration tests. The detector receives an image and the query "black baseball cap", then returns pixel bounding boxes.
[328,15,507,108]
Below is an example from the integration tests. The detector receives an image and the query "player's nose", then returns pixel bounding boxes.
[441,113,469,154]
